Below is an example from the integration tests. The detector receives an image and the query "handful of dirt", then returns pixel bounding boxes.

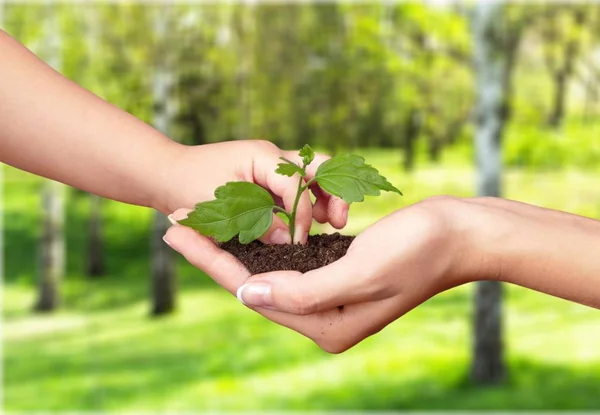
[220,233,355,274]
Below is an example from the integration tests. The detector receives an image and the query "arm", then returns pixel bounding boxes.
[163,197,600,353]
[463,197,600,309]
[0,29,179,211]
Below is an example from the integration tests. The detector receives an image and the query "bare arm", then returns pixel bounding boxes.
[464,197,600,309]
[0,29,180,211]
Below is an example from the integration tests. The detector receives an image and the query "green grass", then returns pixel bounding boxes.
[3,148,600,411]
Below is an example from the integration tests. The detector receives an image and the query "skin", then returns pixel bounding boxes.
[0,29,349,244]
[164,196,600,353]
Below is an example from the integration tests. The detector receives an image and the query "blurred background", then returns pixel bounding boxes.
[2,0,600,411]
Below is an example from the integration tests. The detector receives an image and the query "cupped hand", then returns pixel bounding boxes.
[164,196,490,353]
[157,140,348,244]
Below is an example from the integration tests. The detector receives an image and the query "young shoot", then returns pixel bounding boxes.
[178,144,402,244]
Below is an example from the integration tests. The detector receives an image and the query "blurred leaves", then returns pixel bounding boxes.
[4,3,598,169]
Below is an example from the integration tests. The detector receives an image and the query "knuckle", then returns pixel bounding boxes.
[288,291,318,315]
[252,139,279,152]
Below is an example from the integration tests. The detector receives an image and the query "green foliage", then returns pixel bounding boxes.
[298,144,315,166]
[504,121,600,170]
[315,155,402,203]
[178,182,275,244]
[5,3,598,162]
[180,145,401,243]
[275,158,304,177]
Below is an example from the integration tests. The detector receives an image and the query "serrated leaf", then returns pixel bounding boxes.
[315,154,402,203]
[276,157,304,177]
[178,181,275,244]
[299,144,315,166]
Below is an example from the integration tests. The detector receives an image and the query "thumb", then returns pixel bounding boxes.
[236,255,378,315]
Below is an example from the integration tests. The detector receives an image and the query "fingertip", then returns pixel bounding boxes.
[171,208,193,221]
[259,216,292,245]
[329,198,349,229]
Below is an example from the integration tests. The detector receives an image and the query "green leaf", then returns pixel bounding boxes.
[276,157,304,177]
[315,155,402,203]
[178,181,275,244]
[299,144,315,166]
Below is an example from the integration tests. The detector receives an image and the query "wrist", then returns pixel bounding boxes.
[148,139,188,214]
[457,198,514,285]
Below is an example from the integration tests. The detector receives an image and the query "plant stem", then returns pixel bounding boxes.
[273,206,291,221]
[289,173,306,243]
[304,177,317,188]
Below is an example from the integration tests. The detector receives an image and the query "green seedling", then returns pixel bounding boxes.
[178,144,402,244]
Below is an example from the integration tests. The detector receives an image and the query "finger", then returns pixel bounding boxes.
[312,187,329,224]
[311,185,348,230]
[165,210,250,294]
[236,253,389,315]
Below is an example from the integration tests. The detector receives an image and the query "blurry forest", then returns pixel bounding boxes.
[2,1,600,412]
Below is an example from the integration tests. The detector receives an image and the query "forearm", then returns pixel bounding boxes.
[0,30,181,211]
[469,199,600,309]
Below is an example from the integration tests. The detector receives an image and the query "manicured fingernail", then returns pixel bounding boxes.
[167,214,177,226]
[162,235,172,246]
[237,283,272,307]
[270,228,291,245]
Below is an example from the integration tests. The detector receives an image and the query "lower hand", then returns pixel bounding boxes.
[164,196,478,352]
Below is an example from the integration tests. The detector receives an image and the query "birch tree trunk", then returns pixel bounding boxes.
[151,5,176,316]
[470,0,509,384]
[35,1,65,312]
[85,4,105,278]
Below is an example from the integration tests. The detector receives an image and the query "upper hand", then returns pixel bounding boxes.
[157,140,349,244]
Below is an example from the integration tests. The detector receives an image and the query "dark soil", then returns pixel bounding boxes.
[220,233,355,274]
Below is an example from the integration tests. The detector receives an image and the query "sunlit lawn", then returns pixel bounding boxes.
[3,147,600,411]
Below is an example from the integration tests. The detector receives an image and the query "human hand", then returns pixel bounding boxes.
[155,140,349,244]
[164,196,482,352]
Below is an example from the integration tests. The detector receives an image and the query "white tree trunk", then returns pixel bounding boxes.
[471,0,508,384]
[151,5,176,316]
[36,1,65,312]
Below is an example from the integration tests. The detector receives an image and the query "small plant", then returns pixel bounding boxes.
[178,145,402,244]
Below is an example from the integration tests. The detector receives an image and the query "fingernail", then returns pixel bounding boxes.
[167,214,178,226]
[162,235,172,246]
[270,228,291,245]
[237,283,272,307]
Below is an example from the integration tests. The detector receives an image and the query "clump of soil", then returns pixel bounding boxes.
[220,233,355,274]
